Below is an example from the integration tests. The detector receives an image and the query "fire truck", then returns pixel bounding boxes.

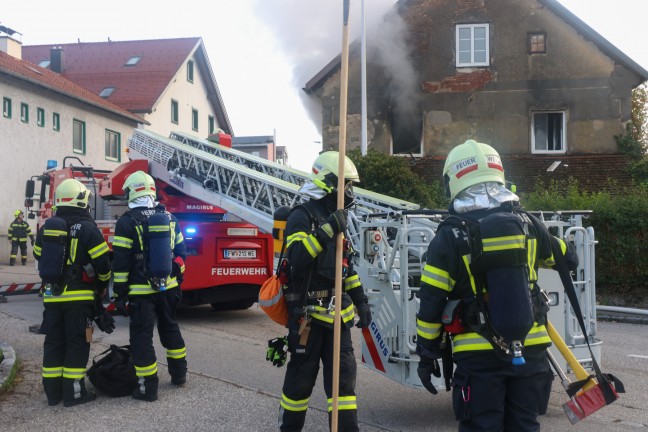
[120,128,601,390]
[23,133,274,311]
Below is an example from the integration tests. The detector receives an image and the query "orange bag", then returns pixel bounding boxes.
[258,274,288,326]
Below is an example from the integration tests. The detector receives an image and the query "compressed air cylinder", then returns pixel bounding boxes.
[272,206,292,255]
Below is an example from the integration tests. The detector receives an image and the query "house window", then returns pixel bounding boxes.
[171,99,179,124]
[105,129,121,161]
[456,23,490,67]
[20,103,29,123]
[192,108,199,131]
[2,97,11,118]
[187,60,194,83]
[99,87,115,98]
[53,112,60,131]
[532,111,566,153]
[39,60,51,68]
[125,55,142,66]
[37,108,45,127]
[73,119,86,154]
[390,111,423,156]
[528,32,546,54]
[208,115,215,134]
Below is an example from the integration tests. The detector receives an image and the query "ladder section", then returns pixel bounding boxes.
[127,129,420,250]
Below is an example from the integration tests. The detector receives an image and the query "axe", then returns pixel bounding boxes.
[546,321,622,424]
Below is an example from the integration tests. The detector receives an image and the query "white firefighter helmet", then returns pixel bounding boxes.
[443,140,505,200]
[55,179,92,209]
[123,170,156,202]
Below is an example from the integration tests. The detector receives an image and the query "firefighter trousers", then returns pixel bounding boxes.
[279,322,358,432]
[129,288,187,397]
[451,348,553,432]
[42,302,94,405]
[10,240,28,265]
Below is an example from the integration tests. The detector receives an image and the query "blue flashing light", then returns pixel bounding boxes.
[185,227,197,235]
[46,160,57,169]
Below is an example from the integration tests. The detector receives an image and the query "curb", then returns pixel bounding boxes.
[0,340,17,390]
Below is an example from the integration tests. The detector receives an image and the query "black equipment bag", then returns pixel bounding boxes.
[87,344,137,397]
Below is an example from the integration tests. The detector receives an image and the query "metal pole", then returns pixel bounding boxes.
[332,1,351,430]
[360,0,367,155]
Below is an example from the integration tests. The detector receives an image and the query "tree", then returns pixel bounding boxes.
[632,82,648,147]
[348,149,447,209]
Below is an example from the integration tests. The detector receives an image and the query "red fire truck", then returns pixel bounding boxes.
[24,153,273,311]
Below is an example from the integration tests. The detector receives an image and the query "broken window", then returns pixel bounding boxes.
[532,111,565,153]
[390,111,423,156]
[528,32,546,54]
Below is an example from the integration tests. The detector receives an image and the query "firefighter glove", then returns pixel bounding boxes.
[112,296,130,317]
[355,302,372,328]
[317,209,348,241]
[172,256,186,283]
[94,309,116,334]
[417,357,441,395]
[266,337,288,367]
[30,237,35,246]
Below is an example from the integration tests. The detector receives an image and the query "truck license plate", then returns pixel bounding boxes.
[224,249,256,259]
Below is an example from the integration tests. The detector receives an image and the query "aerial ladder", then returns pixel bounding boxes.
[128,128,601,390]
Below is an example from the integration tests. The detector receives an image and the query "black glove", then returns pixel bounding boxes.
[355,302,372,328]
[417,357,441,395]
[266,337,288,367]
[317,209,348,241]
[30,237,35,246]
[113,296,130,317]
[172,256,185,283]
[94,309,116,334]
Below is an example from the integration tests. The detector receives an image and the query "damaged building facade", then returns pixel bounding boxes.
[304,0,648,192]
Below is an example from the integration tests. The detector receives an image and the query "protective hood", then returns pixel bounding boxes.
[128,196,158,209]
[453,182,519,214]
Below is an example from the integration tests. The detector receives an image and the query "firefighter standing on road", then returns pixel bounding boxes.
[9,209,34,265]
[34,179,112,407]
[112,170,187,402]
[416,140,578,431]
[278,152,372,432]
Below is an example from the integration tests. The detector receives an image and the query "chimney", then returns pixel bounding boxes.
[50,47,65,73]
[0,25,22,59]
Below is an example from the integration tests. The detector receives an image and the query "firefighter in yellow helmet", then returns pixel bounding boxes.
[8,209,34,265]
[415,140,578,431]
[277,151,371,431]
[111,170,188,402]
[33,179,112,407]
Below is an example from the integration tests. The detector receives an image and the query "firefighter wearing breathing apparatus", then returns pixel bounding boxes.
[277,151,372,432]
[34,179,112,407]
[9,209,34,265]
[112,170,188,402]
[416,140,579,432]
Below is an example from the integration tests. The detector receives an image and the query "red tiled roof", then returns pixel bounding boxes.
[23,38,201,113]
[0,51,145,124]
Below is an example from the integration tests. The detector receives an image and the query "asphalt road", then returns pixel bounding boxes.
[1,290,647,432]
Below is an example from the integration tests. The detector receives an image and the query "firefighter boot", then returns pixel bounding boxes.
[133,375,159,402]
[43,376,63,406]
[168,356,187,386]
[9,258,15,266]
[63,377,96,407]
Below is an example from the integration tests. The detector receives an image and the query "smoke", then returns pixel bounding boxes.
[251,0,405,133]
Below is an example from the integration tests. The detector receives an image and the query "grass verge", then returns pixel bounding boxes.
[0,356,21,395]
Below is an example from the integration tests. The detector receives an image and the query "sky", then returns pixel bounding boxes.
[2,0,647,171]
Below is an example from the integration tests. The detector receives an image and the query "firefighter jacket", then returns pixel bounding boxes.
[416,206,578,359]
[112,204,186,298]
[9,218,34,243]
[33,208,111,303]
[284,199,368,329]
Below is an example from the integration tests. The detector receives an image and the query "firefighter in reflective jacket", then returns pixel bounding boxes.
[112,170,187,402]
[416,140,578,432]
[9,209,34,265]
[278,152,372,432]
[34,179,111,407]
